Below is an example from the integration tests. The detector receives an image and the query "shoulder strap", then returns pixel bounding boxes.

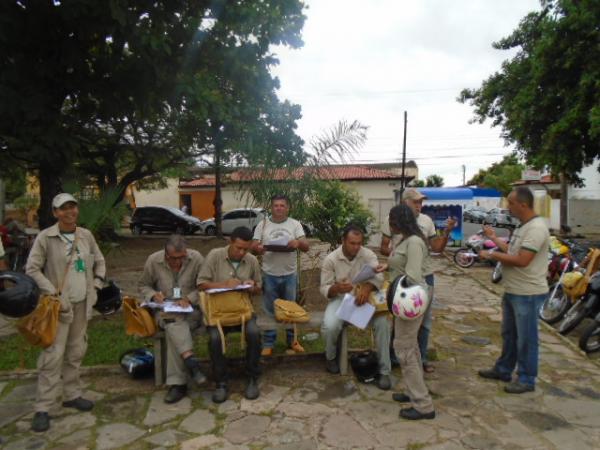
[59,228,79,295]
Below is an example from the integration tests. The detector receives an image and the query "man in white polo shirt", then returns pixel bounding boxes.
[478,187,549,393]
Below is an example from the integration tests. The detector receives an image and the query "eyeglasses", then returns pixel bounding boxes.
[166,254,186,261]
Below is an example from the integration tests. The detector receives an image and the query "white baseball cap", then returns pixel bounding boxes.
[52,193,78,209]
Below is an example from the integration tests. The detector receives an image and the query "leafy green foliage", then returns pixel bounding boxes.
[77,189,129,250]
[459,0,600,184]
[467,154,525,195]
[299,181,374,249]
[425,174,444,187]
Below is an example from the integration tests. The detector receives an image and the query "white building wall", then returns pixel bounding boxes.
[570,160,600,200]
[133,178,179,208]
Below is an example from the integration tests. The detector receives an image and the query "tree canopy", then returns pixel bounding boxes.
[0,0,306,226]
[458,0,600,185]
[467,154,525,196]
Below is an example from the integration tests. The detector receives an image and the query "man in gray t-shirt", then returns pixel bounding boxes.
[478,187,550,394]
[252,194,309,356]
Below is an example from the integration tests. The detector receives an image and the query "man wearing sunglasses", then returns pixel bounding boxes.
[139,234,207,403]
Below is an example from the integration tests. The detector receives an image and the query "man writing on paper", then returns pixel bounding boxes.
[320,223,392,389]
[139,235,207,404]
[197,226,262,403]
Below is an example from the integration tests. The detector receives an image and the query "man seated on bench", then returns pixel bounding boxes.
[197,226,262,403]
[139,234,207,404]
[320,223,392,390]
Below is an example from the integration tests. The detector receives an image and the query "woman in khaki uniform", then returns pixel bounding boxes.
[377,204,435,420]
[26,193,106,432]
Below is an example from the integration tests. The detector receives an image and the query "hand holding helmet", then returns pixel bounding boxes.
[386,275,430,320]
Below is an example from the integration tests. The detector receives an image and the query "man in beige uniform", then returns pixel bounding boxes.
[139,235,207,404]
[478,187,550,393]
[320,224,392,389]
[26,193,105,432]
[198,226,262,403]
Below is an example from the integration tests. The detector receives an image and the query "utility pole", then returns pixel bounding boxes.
[399,111,407,199]
[461,165,466,186]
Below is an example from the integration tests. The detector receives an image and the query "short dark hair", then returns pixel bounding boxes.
[513,187,534,208]
[165,234,187,252]
[342,223,365,240]
[270,194,290,206]
[230,226,253,242]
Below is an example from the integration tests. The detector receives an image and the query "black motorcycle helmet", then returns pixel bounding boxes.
[119,348,154,379]
[350,350,379,383]
[94,280,122,315]
[0,271,40,318]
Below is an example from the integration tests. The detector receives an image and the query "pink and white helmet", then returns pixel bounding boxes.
[386,276,429,320]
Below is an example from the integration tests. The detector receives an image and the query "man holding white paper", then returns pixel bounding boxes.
[320,224,392,390]
[138,235,207,404]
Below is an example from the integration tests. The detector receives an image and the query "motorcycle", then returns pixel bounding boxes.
[454,231,507,269]
[556,248,600,335]
[539,237,584,324]
[579,306,600,353]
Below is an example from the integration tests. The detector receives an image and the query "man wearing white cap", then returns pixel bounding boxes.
[26,193,106,432]
[381,188,456,372]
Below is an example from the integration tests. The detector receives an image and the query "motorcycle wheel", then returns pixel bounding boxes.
[491,262,502,283]
[558,299,588,335]
[579,321,600,353]
[454,248,476,268]
[539,283,570,324]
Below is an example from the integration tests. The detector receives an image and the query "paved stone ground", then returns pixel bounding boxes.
[2,256,600,449]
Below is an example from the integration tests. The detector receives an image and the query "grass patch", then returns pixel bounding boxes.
[407,443,426,450]
[0,314,383,371]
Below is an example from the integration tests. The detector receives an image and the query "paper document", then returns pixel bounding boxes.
[335,293,375,329]
[141,301,163,309]
[352,264,377,284]
[266,236,290,246]
[205,284,252,294]
[163,303,193,313]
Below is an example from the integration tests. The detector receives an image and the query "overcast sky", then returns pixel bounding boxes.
[272,0,541,186]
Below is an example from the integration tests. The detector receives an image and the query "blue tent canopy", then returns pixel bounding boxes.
[469,187,501,197]
[418,188,473,201]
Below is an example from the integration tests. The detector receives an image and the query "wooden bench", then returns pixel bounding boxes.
[151,311,351,385]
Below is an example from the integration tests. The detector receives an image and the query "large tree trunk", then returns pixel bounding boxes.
[213,145,223,238]
[37,166,63,229]
[559,171,569,234]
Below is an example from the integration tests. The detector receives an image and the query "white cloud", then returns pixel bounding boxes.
[272,0,540,185]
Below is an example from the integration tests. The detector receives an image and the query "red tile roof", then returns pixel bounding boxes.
[180,176,215,187]
[512,174,556,185]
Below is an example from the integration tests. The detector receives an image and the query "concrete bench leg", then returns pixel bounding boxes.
[339,327,348,375]
[153,334,167,386]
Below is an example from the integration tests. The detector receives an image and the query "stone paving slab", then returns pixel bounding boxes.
[0,257,600,448]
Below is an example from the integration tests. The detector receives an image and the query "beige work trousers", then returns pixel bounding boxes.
[393,286,434,414]
[35,301,88,413]
[158,310,202,386]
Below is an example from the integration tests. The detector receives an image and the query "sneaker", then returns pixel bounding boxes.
[392,392,411,403]
[31,412,50,432]
[244,377,260,400]
[261,347,273,357]
[62,397,94,412]
[326,358,340,374]
[212,383,229,404]
[164,385,187,404]
[399,407,435,420]
[478,368,511,382]
[285,341,305,355]
[504,382,535,394]
[377,374,391,391]
[184,356,207,386]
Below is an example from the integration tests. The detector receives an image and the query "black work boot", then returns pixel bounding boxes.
[212,382,228,404]
[245,377,260,400]
[184,356,207,386]
[164,385,187,404]
[62,397,94,412]
[31,412,50,432]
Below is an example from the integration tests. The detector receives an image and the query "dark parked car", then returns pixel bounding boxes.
[129,206,202,235]
[463,205,488,223]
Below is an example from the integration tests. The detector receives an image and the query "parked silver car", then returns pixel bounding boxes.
[463,205,488,223]
[199,208,266,235]
[483,208,520,228]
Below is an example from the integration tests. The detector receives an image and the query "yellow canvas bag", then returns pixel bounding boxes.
[123,296,157,337]
[17,295,61,348]
[200,290,254,353]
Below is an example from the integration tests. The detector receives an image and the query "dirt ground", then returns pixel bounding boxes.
[106,236,332,311]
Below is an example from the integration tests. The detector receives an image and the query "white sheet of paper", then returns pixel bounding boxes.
[205,284,253,294]
[352,264,377,284]
[335,293,375,329]
[141,301,164,309]
[163,303,193,313]
[266,236,290,246]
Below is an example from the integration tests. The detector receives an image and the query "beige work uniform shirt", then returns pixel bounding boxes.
[138,249,204,304]
[26,224,106,320]
[503,216,550,296]
[320,246,383,301]
[253,217,305,276]
[388,235,430,289]
[197,246,262,287]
